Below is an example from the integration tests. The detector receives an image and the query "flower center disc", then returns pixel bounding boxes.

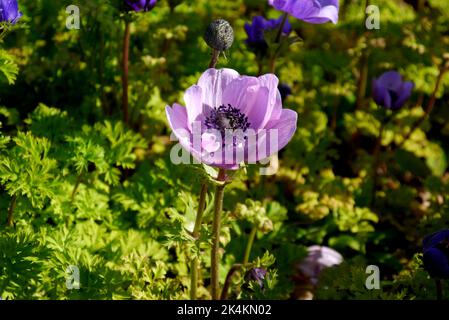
[205,104,250,135]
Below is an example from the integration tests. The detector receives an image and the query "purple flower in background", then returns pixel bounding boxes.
[0,0,22,24]
[125,0,157,12]
[268,0,339,24]
[246,268,268,289]
[372,71,414,110]
[423,230,449,279]
[297,245,343,285]
[244,15,292,55]
[278,83,292,103]
[166,68,298,170]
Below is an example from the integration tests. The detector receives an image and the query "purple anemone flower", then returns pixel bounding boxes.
[268,0,339,24]
[125,0,157,12]
[423,230,449,279]
[166,68,298,170]
[0,0,22,24]
[244,15,292,55]
[372,71,414,110]
[297,245,343,285]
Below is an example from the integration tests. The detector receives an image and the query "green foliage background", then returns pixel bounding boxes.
[0,0,449,299]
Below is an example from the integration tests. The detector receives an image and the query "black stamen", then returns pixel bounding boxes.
[205,104,250,134]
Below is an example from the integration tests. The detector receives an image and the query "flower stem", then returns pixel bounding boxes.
[7,194,17,227]
[275,13,288,44]
[122,20,131,125]
[71,172,83,200]
[190,182,208,300]
[371,121,385,205]
[209,49,220,69]
[371,112,394,205]
[355,51,369,110]
[243,227,257,265]
[397,63,449,148]
[436,279,443,300]
[220,263,243,300]
[211,169,226,300]
[269,12,289,74]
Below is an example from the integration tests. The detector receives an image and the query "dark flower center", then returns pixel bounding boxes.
[205,104,250,135]
[387,89,399,106]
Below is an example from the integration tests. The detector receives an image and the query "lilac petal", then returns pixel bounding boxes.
[303,4,339,24]
[167,104,210,165]
[166,103,189,132]
[222,76,260,113]
[237,74,281,130]
[269,0,339,24]
[166,103,194,153]
[184,85,204,130]
[298,245,343,282]
[307,245,343,267]
[197,68,240,109]
[243,86,270,130]
[248,108,297,163]
[266,108,298,153]
[256,74,282,127]
[393,81,414,109]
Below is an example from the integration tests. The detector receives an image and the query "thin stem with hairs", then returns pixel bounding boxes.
[243,227,257,265]
[7,194,17,227]
[209,49,220,69]
[122,20,131,125]
[190,182,208,300]
[211,169,227,300]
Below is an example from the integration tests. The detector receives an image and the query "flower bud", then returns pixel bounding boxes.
[204,19,234,52]
[259,218,273,233]
[245,268,268,289]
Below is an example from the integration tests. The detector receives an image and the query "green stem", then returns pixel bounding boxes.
[211,169,226,300]
[269,12,289,74]
[6,194,17,227]
[356,54,368,110]
[274,13,288,44]
[220,263,243,300]
[122,20,131,125]
[371,112,394,205]
[190,182,208,300]
[243,227,257,265]
[190,259,199,300]
[71,172,83,200]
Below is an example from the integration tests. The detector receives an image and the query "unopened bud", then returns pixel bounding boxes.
[245,268,268,289]
[204,19,234,52]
